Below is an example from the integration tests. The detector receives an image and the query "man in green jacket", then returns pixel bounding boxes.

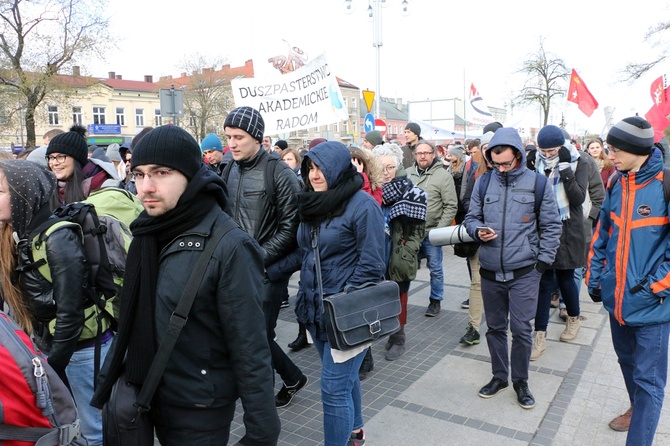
[407,141,458,316]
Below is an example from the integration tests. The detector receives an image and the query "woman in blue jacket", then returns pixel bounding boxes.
[294,141,385,446]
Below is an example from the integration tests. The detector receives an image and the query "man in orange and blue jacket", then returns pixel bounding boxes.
[587,116,670,446]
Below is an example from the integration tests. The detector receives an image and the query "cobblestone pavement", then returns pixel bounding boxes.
[221,248,669,445]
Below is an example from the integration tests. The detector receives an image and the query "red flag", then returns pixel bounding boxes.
[649,74,670,116]
[645,104,670,143]
[567,69,599,117]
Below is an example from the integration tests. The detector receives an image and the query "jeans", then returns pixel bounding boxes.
[609,314,670,446]
[264,276,303,387]
[309,326,367,446]
[481,268,541,382]
[64,336,112,446]
[535,269,580,332]
[419,237,444,301]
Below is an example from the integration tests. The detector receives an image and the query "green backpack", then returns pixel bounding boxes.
[29,187,143,341]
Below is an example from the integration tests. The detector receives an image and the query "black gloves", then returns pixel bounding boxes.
[588,288,602,302]
[535,261,549,274]
[558,147,572,164]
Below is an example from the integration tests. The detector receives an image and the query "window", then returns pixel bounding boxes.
[135,108,144,126]
[71,107,82,125]
[154,109,162,126]
[48,106,59,125]
[333,121,339,133]
[189,112,196,127]
[352,120,358,134]
[342,97,347,109]
[351,98,357,110]
[93,106,106,124]
[116,107,125,126]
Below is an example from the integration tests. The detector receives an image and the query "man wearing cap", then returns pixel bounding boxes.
[587,116,670,443]
[464,127,561,410]
[402,122,424,168]
[222,106,308,408]
[200,133,224,173]
[363,130,383,149]
[91,125,280,445]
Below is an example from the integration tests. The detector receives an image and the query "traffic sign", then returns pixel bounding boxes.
[375,119,387,136]
[362,90,375,114]
[364,113,375,133]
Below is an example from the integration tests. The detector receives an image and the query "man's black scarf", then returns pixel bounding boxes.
[297,166,363,222]
[92,164,227,405]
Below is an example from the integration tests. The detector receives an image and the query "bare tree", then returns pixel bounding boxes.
[177,53,233,143]
[0,0,111,149]
[514,40,569,127]
[622,21,670,82]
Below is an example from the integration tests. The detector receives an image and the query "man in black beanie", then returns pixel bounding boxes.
[588,116,670,442]
[222,106,308,408]
[402,122,424,168]
[91,125,280,445]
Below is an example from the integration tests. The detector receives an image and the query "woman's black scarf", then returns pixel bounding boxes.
[93,165,227,403]
[298,166,363,222]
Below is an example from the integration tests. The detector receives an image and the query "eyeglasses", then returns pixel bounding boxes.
[130,168,175,183]
[491,159,517,169]
[540,148,559,156]
[382,164,397,173]
[415,151,434,157]
[45,154,67,164]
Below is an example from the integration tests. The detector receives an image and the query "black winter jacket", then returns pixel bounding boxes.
[93,208,280,445]
[17,227,92,373]
[223,149,301,266]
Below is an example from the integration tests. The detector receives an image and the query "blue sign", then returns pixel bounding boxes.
[87,124,121,135]
[364,113,375,133]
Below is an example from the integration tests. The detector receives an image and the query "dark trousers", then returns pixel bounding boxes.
[535,268,580,331]
[481,269,541,383]
[263,276,303,387]
[153,402,235,446]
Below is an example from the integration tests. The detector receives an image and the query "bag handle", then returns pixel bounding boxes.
[133,218,237,415]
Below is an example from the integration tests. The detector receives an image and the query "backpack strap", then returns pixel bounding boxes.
[28,221,83,282]
[607,167,670,203]
[534,173,547,215]
[0,422,81,446]
[477,170,492,206]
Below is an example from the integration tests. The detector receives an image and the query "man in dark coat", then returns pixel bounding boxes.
[91,125,280,445]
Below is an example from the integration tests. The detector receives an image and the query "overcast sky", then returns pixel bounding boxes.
[89,0,670,137]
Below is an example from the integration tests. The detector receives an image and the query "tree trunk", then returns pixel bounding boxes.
[24,106,36,150]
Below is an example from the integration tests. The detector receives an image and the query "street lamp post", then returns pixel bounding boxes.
[345,0,410,118]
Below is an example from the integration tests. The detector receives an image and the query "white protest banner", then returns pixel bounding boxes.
[231,53,348,135]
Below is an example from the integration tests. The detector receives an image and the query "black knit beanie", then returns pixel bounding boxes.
[46,124,88,166]
[224,106,265,142]
[606,116,654,156]
[131,125,203,179]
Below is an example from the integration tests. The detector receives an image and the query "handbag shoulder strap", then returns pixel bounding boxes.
[135,217,238,411]
[310,225,325,313]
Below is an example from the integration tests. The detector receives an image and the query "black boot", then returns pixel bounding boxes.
[288,322,310,351]
[358,347,374,380]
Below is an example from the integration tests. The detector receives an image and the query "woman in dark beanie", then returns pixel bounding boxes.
[46,124,120,204]
[0,160,110,445]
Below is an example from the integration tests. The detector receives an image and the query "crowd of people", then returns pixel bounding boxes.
[1,108,669,446]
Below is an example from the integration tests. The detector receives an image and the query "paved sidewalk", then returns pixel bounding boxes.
[227,247,670,445]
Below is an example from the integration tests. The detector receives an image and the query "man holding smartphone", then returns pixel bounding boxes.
[464,127,562,410]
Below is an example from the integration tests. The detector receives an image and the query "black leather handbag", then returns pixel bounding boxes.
[102,221,235,446]
[312,227,401,351]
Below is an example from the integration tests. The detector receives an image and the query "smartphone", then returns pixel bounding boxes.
[476,226,495,235]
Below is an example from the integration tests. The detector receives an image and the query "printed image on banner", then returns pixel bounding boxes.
[232,52,348,135]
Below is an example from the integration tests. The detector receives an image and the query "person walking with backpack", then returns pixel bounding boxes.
[587,117,670,445]
[464,128,562,409]
[45,124,120,204]
[0,159,111,446]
